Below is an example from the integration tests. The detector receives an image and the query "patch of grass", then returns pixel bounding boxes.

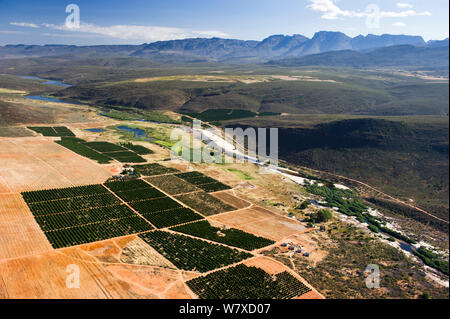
[227,168,253,180]
[182,109,257,122]
[101,108,180,124]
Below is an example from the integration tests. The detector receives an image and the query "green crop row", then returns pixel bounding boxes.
[171,220,274,250]
[186,264,311,299]
[56,139,112,164]
[28,193,121,216]
[140,208,204,229]
[35,204,136,232]
[45,216,153,248]
[133,163,180,176]
[129,197,182,214]
[114,187,166,202]
[22,184,108,204]
[139,231,252,272]
[104,179,152,192]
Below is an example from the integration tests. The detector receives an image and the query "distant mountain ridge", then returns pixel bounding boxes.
[267,45,449,68]
[0,31,447,62]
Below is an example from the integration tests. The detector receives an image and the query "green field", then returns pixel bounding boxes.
[171,220,274,250]
[186,264,311,299]
[139,231,252,272]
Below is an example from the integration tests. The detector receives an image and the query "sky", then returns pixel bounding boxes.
[0,0,448,45]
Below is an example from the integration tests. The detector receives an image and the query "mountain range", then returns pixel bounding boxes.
[267,45,449,68]
[0,31,448,63]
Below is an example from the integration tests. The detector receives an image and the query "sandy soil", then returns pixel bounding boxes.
[276,232,328,266]
[212,190,251,209]
[209,206,307,241]
[0,137,112,193]
[0,194,53,260]
[0,236,196,299]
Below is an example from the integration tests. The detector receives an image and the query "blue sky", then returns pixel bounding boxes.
[0,0,448,45]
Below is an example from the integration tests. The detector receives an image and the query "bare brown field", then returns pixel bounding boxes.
[0,137,112,193]
[119,237,176,269]
[0,194,52,260]
[0,237,196,299]
[282,233,328,266]
[209,206,307,241]
[211,191,251,209]
[198,164,302,213]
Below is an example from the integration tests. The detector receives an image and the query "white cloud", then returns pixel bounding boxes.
[380,10,431,18]
[41,22,229,42]
[307,0,431,20]
[307,0,365,19]
[397,3,413,9]
[392,22,406,27]
[10,22,39,28]
[0,30,26,34]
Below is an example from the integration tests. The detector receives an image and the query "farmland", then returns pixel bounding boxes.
[186,264,311,299]
[55,138,148,164]
[20,183,156,248]
[26,193,121,216]
[104,179,152,192]
[0,58,447,300]
[0,137,112,193]
[120,142,154,155]
[175,192,236,216]
[45,217,153,248]
[34,205,137,232]
[28,126,75,137]
[139,231,252,272]
[171,220,275,250]
[142,208,203,228]
[210,207,307,241]
[175,171,231,192]
[113,188,166,202]
[129,197,182,214]
[145,175,201,195]
[56,138,113,164]
[22,184,109,203]
[133,163,180,176]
